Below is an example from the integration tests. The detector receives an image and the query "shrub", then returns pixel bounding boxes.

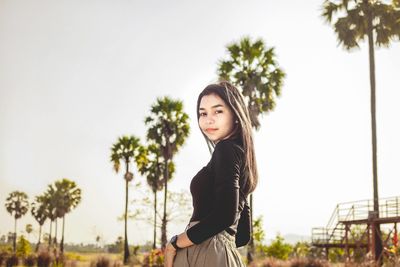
[262,258,279,267]
[142,249,164,267]
[64,251,82,261]
[24,254,36,267]
[90,255,111,267]
[53,253,66,267]
[0,251,9,266]
[264,235,293,260]
[5,254,18,267]
[37,250,53,267]
[112,260,123,267]
[16,235,31,257]
[289,257,329,267]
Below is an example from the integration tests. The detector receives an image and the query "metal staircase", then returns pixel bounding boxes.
[312,196,400,247]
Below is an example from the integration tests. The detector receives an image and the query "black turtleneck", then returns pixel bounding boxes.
[186,137,251,247]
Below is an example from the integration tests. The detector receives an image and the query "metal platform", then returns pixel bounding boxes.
[311,196,400,260]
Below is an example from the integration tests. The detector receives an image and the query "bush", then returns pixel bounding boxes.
[16,235,31,257]
[289,257,329,267]
[264,235,293,260]
[5,254,18,267]
[112,260,123,267]
[37,250,53,267]
[90,255,111,267]
[0,251,9,266]
[54,253,66,267]
[24,254,36,267]
[259,257,280,267]
[142,249,164,267]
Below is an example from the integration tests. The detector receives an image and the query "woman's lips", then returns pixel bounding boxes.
[206,128,218,133]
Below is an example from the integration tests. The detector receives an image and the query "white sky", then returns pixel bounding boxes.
[1,0,399,246]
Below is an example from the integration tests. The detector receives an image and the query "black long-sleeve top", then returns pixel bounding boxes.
[186,137,251,248]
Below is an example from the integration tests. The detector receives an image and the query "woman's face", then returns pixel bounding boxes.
[198,93,236,144]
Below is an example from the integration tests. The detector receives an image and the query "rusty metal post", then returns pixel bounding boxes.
[345,224,350,260]
[325,247,329,261]
[369,211,376,260]
[367,224,371,254]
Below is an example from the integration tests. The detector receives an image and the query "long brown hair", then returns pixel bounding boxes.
[196,81,258,195]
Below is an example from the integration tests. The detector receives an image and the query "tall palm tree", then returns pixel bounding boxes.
[31,194,49,252]
[218,36,286,261]
[45,184,59,246]
[145,97,190,247]
[137,143,175,249]
[110,135,145,264]
[5,191,29,252]
[53,179,82,253]
[322,0,400,261]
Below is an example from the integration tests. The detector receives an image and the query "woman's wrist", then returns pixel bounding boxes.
[175,232,194,249]
[170,235,180,250]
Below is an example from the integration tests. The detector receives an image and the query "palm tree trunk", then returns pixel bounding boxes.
[366,1,382,262]
[36,225,42,252]
[54,219,58,245]
[13,218,17,253]
[123,161,130,264]
[153,190,157,249]
[49,220,53,245]
[60,216,65,253]
[161,158,169,248]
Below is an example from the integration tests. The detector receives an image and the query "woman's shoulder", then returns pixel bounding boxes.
[213,137,244,157]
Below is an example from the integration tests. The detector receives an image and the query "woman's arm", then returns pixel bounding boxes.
[164,232,194,267]
[235,200,251,247]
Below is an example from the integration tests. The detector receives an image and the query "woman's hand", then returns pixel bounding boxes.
[164,242,177,267]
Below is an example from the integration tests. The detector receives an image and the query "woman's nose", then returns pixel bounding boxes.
[206,116,214,124]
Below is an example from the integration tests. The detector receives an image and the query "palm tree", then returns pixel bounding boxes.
[110,135,145,264]
[53,178,82,253]
[218,36,286,261]
[31,194,49,252]
[321,0,400,261]
[137,143,175,249]
[145,97,190,247]
[5,191,29,252]
[45,184,59,246]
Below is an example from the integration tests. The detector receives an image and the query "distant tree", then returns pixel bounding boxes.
[218,36,286,260]
[137,143,176,249]
[16,235,31,257]
[0,235,6,244]
[265,234,293,260]
[53,178,82,253]
[253,216,267,255]
[5,191,29,252]
[328,247,345,263]
[145,96,190,247]
[322,0,400,260]
[25,224,33,235]
[44,184,59,246]
[7,232,14,244]
[107,236,124,254]
[129,189,192,249]
[25,224,33,243]
[291,241,311,258]
[31,194,48,252]
[110,135,146,264]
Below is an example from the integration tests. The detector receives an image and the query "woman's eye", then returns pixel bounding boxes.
[215,110,223,114]
[199,112,207,117]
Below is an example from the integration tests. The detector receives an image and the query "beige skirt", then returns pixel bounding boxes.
[173,221,246,267]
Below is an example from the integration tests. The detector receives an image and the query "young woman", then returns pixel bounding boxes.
[164,81,258,267]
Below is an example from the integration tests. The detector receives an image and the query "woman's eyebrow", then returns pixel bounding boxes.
[199,104,224,110]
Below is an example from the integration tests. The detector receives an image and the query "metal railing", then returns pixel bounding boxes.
[312,196,400,244]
